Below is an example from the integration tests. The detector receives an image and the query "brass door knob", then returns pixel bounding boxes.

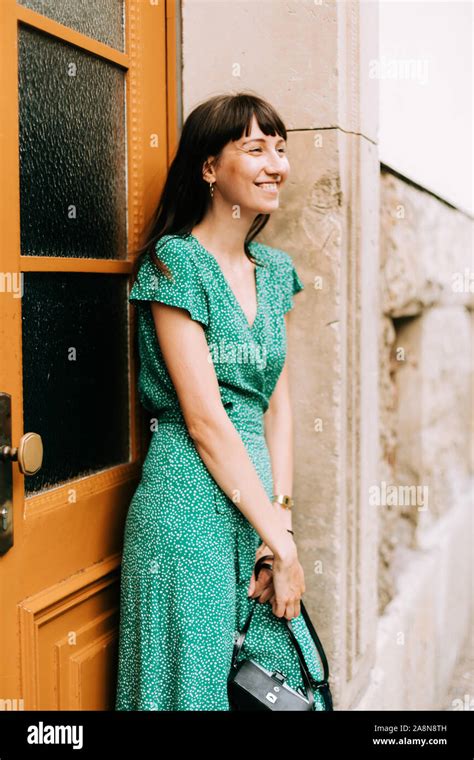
[0,432,43,475]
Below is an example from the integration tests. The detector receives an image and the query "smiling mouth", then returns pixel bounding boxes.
[255,182,279,193]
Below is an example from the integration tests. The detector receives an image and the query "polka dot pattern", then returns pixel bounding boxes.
[115,233,328,711]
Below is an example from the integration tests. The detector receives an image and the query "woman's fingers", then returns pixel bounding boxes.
[256,581,275,604]
[251,585,273,599]
[270,595,302,620]
[250,570,273,599]
[252,575,301,619]
[272,597,288,618]
[269,594,301,620]
[249,546,274,598]
[247,572,256,597]
[284,600,301,621]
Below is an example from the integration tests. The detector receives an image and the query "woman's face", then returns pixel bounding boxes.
[208,113,290,216]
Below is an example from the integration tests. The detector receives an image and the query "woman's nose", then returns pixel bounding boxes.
[265,154,286,176]
[263,163,281,179]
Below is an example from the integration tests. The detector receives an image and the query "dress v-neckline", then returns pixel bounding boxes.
[188,233,263,332]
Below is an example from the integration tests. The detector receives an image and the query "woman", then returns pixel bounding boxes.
[115,92,327,711]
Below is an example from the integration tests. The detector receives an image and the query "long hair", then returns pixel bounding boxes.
[130,92,288,284]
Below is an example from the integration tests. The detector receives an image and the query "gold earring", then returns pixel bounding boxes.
[209,181,214,198]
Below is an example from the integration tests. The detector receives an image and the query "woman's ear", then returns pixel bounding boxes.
[202,157,217,184]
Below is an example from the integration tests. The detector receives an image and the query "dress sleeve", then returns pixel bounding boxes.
[281,253,305,314]
[129,237,210,328]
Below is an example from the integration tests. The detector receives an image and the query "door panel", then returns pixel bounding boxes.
[18,24,128,260]
[17,0,126,52]
[22,272,130,493]
[0,0,175,710]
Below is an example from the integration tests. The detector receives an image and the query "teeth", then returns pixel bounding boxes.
[257,183,277,190]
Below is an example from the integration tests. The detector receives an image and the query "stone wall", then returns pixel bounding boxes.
[379,168,473,612]
[358,168,474,709]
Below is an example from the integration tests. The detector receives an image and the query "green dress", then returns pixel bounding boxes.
[115,232,327,711]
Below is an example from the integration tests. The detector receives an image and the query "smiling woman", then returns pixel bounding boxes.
[116,92,332,711]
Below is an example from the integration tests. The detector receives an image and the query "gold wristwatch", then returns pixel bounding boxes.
[272,494,294,509]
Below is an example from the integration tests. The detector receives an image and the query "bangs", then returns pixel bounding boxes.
[207,93,287,151]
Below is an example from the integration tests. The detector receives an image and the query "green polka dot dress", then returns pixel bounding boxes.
[115,232,328,711]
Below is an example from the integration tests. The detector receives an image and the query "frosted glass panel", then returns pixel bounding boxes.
[18,25,127,259]
[17,0,125,51]
[22,273,130,494]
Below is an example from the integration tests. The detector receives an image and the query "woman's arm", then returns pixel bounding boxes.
[263,313,294,536]
[149,300,296,568]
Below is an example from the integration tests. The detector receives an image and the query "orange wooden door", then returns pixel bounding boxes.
[0,0,177,710]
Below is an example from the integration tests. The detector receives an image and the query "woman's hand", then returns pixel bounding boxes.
[247,542,275,603]
[271,552,306,620]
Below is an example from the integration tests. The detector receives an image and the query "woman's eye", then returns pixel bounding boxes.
[249,147,286,154]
